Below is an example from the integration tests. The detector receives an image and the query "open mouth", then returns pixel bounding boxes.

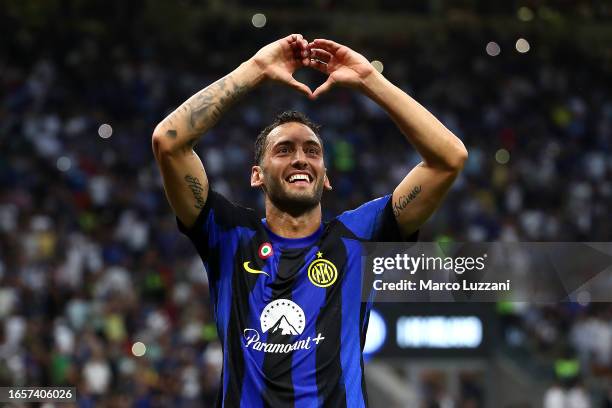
[286,173,312,184]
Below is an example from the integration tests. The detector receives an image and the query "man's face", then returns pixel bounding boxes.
[251,122,331,213]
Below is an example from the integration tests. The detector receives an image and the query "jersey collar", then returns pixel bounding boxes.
[261,219,324,248]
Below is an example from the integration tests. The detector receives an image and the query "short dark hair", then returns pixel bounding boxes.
[254,110,322,165]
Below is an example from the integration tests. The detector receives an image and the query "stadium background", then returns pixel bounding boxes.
[1,1,611,406]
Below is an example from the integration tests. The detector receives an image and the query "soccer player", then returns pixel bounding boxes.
[152,34,467,407]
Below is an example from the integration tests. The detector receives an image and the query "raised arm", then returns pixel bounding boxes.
[307,38,468,237]
[152,34,312,228]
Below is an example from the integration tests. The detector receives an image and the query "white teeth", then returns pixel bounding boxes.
[289,174,309,183]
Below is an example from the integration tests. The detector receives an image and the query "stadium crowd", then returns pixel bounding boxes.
[1,5,611,407]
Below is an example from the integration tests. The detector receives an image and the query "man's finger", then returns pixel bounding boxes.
[293,48,305,60]
[307,58,328,73]
[287,34,309,50]
[311,39,342,53]
[309,48,332,64]
[288,35,306,52]
[312,78,334,99]
[289,39,303,52]
[285,33,303,43]
[298,52,311,66]
[290,37,310,59]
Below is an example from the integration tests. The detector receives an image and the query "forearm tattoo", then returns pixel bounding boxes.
[393,185,422,217]
[185,174,206,209]
[163,75,248,141]
[189,77,248,130]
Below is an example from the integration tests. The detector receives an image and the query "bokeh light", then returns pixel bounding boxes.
[485,41,501,57]
[371,60,384,73]
[515,38,530,53]
[56,156,72,172]
[132,342,146,357]
[576,291,591,306]
[98,123,113,139]
[495,149,510,164]
[252,13,266,28]
[517,7,535,22]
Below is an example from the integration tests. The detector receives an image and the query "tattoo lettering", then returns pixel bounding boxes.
[393,185,422,217]
[188,77,248,131]
[185,174,206,209]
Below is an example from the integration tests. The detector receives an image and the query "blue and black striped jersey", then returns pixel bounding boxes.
[178,190,417,407]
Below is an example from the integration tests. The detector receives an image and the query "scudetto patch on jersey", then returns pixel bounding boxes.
[308,251,338,288]
[259,242,273,259]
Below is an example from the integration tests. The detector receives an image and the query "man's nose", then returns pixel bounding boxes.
[291,149,308,167]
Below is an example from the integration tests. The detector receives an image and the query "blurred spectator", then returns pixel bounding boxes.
[544,382,591,408]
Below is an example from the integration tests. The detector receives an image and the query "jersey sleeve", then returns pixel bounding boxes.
[176,188,257,261]
[336,194,418,242]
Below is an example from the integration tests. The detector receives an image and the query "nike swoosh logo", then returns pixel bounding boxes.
[243,261,270,277]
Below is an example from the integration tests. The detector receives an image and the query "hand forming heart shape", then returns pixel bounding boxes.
[251,34,377,100]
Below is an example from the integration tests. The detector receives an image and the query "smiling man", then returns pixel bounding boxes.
[152,34,467,408]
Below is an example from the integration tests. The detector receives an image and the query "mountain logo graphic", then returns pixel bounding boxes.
[260,299,305,336]
[270,316,299,335]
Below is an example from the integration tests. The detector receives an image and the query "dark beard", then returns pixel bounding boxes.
[264,175,324,217]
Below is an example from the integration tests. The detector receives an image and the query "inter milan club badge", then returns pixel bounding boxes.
[307,251,338,288]
[258,242,273,259]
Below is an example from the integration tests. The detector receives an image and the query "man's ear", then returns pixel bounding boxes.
[251,165,264,188]
[324,173,332,191]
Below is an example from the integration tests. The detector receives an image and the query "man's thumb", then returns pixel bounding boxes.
[312,79,334,99]
[288,77,313,98]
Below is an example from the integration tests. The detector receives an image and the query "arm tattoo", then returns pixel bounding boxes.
[393,185,422,217]
[159,74,249,148]
[188,76,248,131]
[164,105,188,128]
[185,174,206,209]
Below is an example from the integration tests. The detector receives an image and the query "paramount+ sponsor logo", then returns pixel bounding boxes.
[243,299,325,354]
